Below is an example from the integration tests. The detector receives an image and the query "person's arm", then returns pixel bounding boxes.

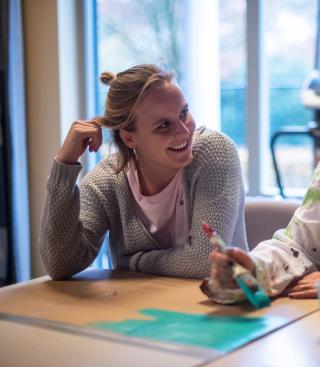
[251,164,320,297]
[128,132,248,278]
[207,164,320,303]
[205,227,319,304]
[39,159,109,280]
[39,119,108,280]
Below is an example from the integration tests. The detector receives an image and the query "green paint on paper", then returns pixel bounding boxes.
[90,308,286,352]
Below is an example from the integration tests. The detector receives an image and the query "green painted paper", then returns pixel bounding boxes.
[90,308,286,352]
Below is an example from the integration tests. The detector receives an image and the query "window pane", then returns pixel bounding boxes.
[97,0,188,109]
[219,1,247,189]
[266,0,317,195]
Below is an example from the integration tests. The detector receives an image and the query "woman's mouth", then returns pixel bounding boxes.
[168,140,188,152]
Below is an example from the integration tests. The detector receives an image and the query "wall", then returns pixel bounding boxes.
[23,0,83,277]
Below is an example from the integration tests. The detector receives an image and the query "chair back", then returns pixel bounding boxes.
[245,198,300,250]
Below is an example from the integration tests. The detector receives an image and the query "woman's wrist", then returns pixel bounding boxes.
[56,155,79,166]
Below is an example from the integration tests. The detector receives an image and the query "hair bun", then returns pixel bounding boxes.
[100,71,116,86]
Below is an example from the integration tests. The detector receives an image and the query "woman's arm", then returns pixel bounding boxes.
[130,132,248,278]
[39,119,109,280]
[39,159,109,280]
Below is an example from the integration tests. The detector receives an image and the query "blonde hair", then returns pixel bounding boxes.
[99,64,174,173]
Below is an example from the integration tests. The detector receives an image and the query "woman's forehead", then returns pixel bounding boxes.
[137,82,186,115]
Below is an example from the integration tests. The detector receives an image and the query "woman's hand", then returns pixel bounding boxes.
[210,247,255,289]
[57,119,103,165]
[283,272,320,299]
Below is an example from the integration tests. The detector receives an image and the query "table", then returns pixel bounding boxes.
[0,269,319,367]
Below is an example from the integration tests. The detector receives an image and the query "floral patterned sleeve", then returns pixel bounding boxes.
[202,163,320,304]
[251,163,320,296]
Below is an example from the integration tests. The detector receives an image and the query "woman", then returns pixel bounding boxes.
[39,64,248,280]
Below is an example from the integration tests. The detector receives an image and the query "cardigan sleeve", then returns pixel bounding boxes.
[131,131,248,278]
[39,159,109,280]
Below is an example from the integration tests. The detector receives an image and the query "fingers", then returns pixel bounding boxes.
[209,247,256,291]
[288,289,318,299]
[57,119,103,164]
[299,271,320,282]
[73,120,103,152]
[211,265,236,289]
[210,252,237,288]
[288,272,320,289]
[286,282,310,294]
[210,251,234,267]
[210,248,254,273]
[212,263,233,280]
[226,248,256,274]
[79,121,103,153]
[284,277,319,299]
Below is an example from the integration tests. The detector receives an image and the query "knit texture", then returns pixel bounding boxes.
[39,129,248,280]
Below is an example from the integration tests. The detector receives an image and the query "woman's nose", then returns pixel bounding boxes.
[174,120,189,137]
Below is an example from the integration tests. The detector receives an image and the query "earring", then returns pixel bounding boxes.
[132,148,138,163]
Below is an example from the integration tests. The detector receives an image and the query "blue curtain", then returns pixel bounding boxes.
[0,0,30,285]
[0,0,10,285]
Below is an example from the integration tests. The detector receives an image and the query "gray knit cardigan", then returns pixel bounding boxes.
[39,129,248,280]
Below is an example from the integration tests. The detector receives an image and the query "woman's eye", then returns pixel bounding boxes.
[180,109,189,122]
[158,120,170,129]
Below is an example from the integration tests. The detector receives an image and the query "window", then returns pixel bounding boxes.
[220,1,247,186]
[93,0,317,196]
[220,0,317,195]
[266,0,317,195]
[84,0,318,268]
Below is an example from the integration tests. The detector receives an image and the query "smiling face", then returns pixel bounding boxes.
[120,81,196,184]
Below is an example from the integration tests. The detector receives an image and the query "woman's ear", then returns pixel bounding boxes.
[119,129,135,149]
